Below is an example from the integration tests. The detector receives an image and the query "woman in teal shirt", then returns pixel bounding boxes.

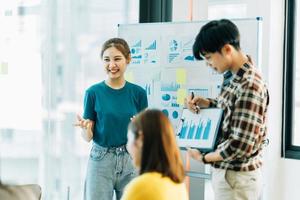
[75,38,148,200]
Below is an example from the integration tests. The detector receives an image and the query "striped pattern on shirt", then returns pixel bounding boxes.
[209,62,269,171]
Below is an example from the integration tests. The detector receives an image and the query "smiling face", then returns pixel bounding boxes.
[102,46,130,80]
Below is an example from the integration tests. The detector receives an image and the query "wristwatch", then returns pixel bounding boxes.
[201,152,209,164]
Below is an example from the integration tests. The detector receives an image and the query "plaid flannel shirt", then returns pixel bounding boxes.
[208,61,269,171]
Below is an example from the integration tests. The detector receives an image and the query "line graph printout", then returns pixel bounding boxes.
[177,108,223,152]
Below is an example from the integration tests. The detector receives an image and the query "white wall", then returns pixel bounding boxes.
[262,0,285,199]
[173,0,300,200]
[262,0,300,199]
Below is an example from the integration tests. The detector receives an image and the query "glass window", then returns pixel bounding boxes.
[0,1,42,187]
[0,0,139,199]
[292,0,300,146]
[283,0,300,158]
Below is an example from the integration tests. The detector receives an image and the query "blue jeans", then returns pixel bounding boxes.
[84,144,137,200]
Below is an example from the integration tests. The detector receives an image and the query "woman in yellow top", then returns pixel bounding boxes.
[122,109,189,200]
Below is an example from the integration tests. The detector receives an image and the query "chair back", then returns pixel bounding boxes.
[0,183,41,200]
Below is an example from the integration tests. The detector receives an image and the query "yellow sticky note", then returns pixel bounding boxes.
[176,68,186,85]
[176,88,187,106]
[125,71,135,83]
[0,62,8,75]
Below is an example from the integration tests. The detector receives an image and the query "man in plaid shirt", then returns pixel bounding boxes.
[186,19,269,200]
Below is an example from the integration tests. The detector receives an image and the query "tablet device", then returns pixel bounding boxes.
[176,108,223,152]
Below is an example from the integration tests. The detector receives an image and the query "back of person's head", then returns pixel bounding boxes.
[128,109,185,183]
[193,19,241,60]
[100,37,131,60]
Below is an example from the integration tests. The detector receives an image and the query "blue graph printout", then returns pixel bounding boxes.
[176,108,223,152]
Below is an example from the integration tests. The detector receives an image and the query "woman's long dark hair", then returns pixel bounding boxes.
[128,109,185,183]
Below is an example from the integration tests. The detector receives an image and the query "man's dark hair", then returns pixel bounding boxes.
[193,19,241,60]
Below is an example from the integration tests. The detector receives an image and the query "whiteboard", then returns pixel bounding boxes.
[118,18,262,128]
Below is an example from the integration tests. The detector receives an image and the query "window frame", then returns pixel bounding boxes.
[282,0,300,159]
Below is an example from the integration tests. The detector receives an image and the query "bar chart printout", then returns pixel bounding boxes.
[177,108,223,152]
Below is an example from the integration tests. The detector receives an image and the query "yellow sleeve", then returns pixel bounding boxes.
[121,182,140,200]
[121,176,158,200]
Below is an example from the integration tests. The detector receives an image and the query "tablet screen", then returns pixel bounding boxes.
[176,108,223,152]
